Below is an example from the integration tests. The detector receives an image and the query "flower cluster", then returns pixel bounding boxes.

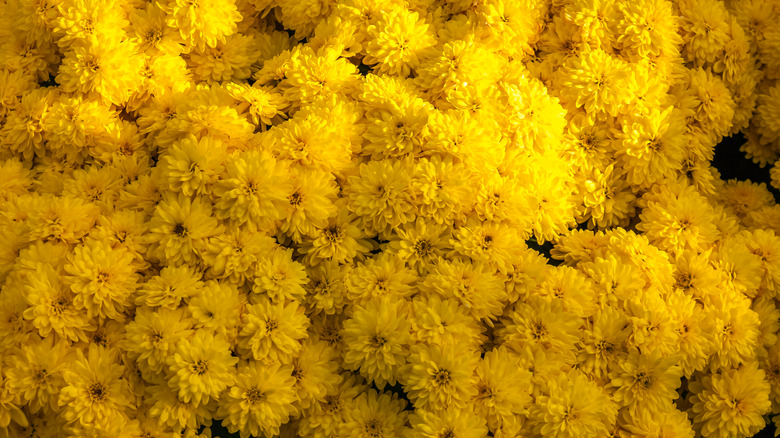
[1,0,780,438]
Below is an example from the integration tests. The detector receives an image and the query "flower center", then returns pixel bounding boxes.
[246,387,264,404]
[191,360,209,375]
[88,382,107,402]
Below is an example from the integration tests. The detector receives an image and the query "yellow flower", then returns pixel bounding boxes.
[341,296,411,388]
[252,247,308,302]
[4,336,74,414]
[419,259,506,322]
[338,388,409,438]
[21,272,83,342]
[146,193,221,266]
[290,340,341,413]
[298,200,376,266]
[409,295,485,350]
[618,404,695,438]
[56,38,143,105]
[216,361,297,438]
[709,292,761,371]
[124,307,194,378]
[304,260,350,315]
[166,329,238,406]
[637,184,720,256]
[237,297,310,363]
[533,265,598,318]
[411,156,470,224]
[226,82,289,127]
[129,2,185,56]
[576,306,630,381]
[158,135,227,197]
[498,297,582,365]
[162,0,241,50]
[400,343,478,411]
[188,280,241,335]
[385,218,450,274]
[213,150,292,229]
[615,0,682,59]
[281,47,360,108]
[146,382,215,430]
[64,239,140,320]
[677,0,732,64]
[689,361,772,438]
[668,291,715,377]
[472,345,533,431]
[296,373,367,438]
[529,371,617,438]
[58,345,136,429]
[347,158,417,236]
[406,406,489,438]
[187,32,257,83]
[559,48,634,117]
[135,264,204,308]
[53,0,128,48]
[363,8,436,77]
[280,167,339,243]
[609,350,682,414]
[201,223,277,285]
[346,252,418,306]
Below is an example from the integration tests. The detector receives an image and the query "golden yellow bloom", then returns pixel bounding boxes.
[689,361,771,438]
[609,350,682,414]
[342,296,411,388]
[56,38,143,105]
[216,361,297,438]
[166,329,238,406]
[58,345,135,429]
[146,193,221,266]
[237,297,310,363]
[363,8,435,77]
[64,239,140,320]
[400,343,478,411]
[162,0,241,50]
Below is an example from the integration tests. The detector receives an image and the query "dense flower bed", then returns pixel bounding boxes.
[2,0,780,437]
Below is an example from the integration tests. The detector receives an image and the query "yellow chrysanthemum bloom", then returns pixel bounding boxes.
[21,262,93,342]
[399,343,478,412]
[162,0,241,50]
[689,361,772,438]
[338,388,409,438]
[363,8,435,77]
[64,238,140,320]
[4,336,74,414]
[146,193,221,266]
[216,361,297,438]
[56,38,143,105]
[237,296,310,364]
[529,370,618,438]
[472,345,533,431]
[58,345,135,429]
[213,150,292,229]
[406,406,488,438]
[158,135,227,197]
[166,329,238,406]
[609,350,682,414]
[124,307,194,377]
[341,296,411,388]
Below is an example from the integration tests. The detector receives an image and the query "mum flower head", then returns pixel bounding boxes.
[166,329,238,406]
[161,0,241,51]
[215,360,297,438]
[341,296,412,388]
[688,361,772,438]
[58,345,136,429]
